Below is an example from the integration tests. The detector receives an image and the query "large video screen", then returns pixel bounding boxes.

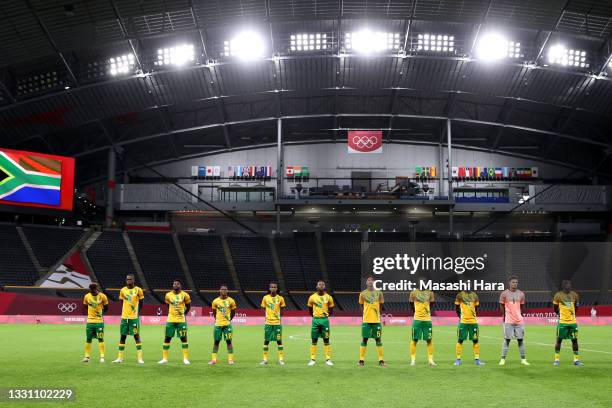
[0,148,75,212]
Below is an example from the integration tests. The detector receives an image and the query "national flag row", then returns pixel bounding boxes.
[191,166,274,179]
[191,166,221,178]
[414,166,437,178]
[451,166,539,179]
[285,166,310,178]
[228,166,273,178]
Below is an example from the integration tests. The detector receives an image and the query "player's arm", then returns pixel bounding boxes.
[307,296,314,317]
[185,302,191,315]
[379,292,384,311]
[138,288,145,317]
[455,303,461,317]
[328,305,334,316]
[82,299,88,315]
[230,309,236,321]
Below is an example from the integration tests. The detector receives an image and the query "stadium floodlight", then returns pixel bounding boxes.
[476,33,522,61]
[345,30,401,54]
[417,33,454,53]
[547,45,588,68]
[109,54,135,75]
[156,44,195,67]
[290,33,328,52]
[224,31,266,60]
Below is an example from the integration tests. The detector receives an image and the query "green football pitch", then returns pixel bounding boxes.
[1,324,611,408]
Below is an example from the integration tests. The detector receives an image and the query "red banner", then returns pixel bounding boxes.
[348,130,383,153]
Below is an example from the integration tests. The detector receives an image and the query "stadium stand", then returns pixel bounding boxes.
[22,225,83,268]
[179,234,233,290]
[227,236,277,291]
[128,232,187,290]
[86,231,137,289]
[0,224,39,286]
[321,232,361,292]
[275,233,323,292]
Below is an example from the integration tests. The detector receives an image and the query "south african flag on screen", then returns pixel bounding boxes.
[0,150,62,206]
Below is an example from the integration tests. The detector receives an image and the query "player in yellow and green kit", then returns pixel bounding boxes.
[358,276,385,367]
[209,284,237,365]
[81,282,109,363]
[553,280,583,366]
[454,290,484,366]
[158,279,191,365]
[112,274,145,364]
[260,282,286,365]
[307,280,334,366]
[409,289,436,366]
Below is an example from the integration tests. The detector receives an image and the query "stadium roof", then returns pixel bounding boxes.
[1,0,611,184]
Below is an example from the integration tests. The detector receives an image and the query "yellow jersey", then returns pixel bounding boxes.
[119,286,144,319]
[83,292,109,323]
[165,290,191,323]
[553,291,579,324]
[307,292,334,318]
[409,290,434,321]
[455,291,479,324]
[359,289,384,323]
[260,294,286,325]
[211,296,237,326]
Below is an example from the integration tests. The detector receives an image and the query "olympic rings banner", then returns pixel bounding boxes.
[347,130,383,154]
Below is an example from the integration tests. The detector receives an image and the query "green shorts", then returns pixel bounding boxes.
[214,324,234,342]
[120,318,140,336]
[85,322,105,342]
[165,322,188,338]
[457,323,479,342]
[311,317,330,340]
[412,320,433,341]
[264,324,283,342]
[557,323,578,340]
[361,322,382,339]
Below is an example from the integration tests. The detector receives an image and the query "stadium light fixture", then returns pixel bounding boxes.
[156,44,195,67]
[547,45,588,68]
[109,54,135,76]
[417,34,454,53]
[224,31,266,60]
[345,30,401,54]
[476,33,522,61]
[290,33,327,52]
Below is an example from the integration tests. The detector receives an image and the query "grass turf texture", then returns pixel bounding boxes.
[1,324,611,408]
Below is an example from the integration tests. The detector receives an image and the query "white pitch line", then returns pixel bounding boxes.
[437,329,612,356]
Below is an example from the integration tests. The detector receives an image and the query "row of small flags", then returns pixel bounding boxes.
[415,166,437,178]
[191,166,221,178]
[191,166,274,178]
[286,166,310,178]
[451,167,539,179]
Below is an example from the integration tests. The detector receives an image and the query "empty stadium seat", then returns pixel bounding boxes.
[0,224,39,286]
[22,225,83,268]
[86,231,137,289]
[322,232,362,292]
[179,234,233,290]
[128,232,187,290]
[275,233,323,292]
[227,236,277,291]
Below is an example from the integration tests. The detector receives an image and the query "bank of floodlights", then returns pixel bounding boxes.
[223,31,266,60]
[476,33,522,61]
[109,54,135,75]
[290,33,328,51]
[345,30,401,54]
[547,45,588,68]
[156,44,195,67]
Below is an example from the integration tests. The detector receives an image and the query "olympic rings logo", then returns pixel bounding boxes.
[57,303,77,313]
[352,135,378,149]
